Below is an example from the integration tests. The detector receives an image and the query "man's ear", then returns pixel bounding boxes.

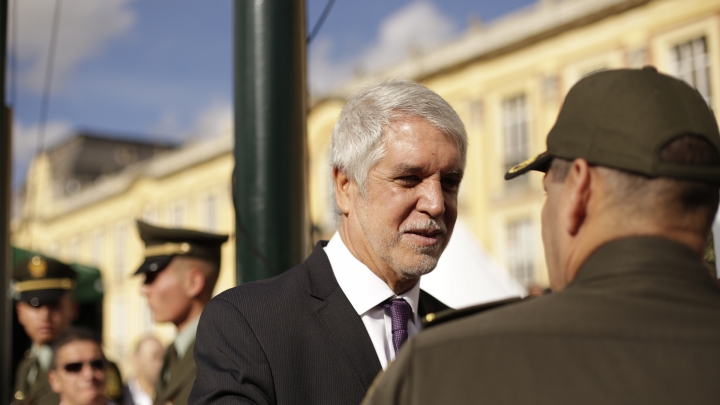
[563,158,592,236]
[48,370,61,393]
[185,268,206,299]
[333,167,352,215]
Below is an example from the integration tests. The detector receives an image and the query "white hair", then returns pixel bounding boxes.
[330,81,467,217]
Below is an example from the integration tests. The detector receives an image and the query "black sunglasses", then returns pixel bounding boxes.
[62,359,106,373]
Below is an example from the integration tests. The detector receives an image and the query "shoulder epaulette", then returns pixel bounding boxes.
[422,297,523,329]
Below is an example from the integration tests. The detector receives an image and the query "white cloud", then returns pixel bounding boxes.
[189,101,233,139]
[12,119,73,185]
[308,1,456,96]
[361,1,456,72]
[12,0,136,92]
[147,100,233,144]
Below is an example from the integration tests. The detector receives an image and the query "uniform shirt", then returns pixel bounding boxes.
[174,316,200,359]
[324,232,421,369]
[27,344,52,385]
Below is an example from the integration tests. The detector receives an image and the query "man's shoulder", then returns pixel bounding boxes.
[213,262,311,306]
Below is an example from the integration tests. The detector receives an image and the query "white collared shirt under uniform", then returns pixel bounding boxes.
[324,232,421,370]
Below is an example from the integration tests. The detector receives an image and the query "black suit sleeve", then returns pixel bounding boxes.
[189,297,276,405]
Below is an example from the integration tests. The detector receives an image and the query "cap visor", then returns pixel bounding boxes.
[133,256,173,277]
[20,289,67,306]
[504,152,553,180]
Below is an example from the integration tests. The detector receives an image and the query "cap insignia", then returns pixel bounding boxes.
[144,242,193,257]
[28,256,47,279]
[508,156,537,174]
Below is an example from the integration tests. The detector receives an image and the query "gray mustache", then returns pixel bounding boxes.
[400,219,447,234]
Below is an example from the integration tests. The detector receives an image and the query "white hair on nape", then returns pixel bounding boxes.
[328,80,468,219]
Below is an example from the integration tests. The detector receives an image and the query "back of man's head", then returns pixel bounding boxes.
[550,133,720,235]
[506,67,720,289]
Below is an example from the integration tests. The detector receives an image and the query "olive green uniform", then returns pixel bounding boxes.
[155,317,199,405]
[12,349,57,405]
[363,237,720,405]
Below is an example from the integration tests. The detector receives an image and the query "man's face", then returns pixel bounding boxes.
[133,338,164,385]
[350,117,463,281]
[16,293,76,345]
[140,258,192,325]
[48,340,106,405]
[541,167,566,290]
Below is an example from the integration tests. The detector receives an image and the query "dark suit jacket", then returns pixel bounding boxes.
[363,237,720,405]
[189,241,448,405]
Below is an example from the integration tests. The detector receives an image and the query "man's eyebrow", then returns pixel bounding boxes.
[445,169,464,177]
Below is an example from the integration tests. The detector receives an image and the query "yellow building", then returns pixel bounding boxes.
[12,0,720,375]
[310,0,720,288]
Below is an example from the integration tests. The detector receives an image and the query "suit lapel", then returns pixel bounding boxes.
[306,242,383,392]
[418,289,450,317]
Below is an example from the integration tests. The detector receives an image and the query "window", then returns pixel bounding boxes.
[91,229,105,267]
[69,236,81,263]
[143,206,158,224]
[506,218,536,287]
[205,194,217,232]
[113,299,126,359]
[672,36,711,105]
[502,95,530,178]
[115,224,127,284]
[173,202,186,227]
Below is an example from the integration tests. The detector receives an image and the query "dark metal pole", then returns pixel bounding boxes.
[0,0,12,401]
[233,0,308,283]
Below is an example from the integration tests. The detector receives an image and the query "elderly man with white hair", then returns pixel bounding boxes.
[190,81,467,405]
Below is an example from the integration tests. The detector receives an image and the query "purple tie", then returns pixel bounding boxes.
[384,299,413,353]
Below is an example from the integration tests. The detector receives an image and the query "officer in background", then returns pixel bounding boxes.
[13,256,77,405]
[133,221,228,405]
[363,67,720,404]
[12,256,123,405]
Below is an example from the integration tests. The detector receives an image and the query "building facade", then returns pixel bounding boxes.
[12,0,720,375]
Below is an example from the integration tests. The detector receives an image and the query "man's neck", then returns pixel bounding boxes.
[175,305,203,332]
[564,222,706,286]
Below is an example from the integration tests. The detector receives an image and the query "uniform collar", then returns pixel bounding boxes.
[31,344,53,372]
[174,315,200,359]
[324,232,421,318]
[571,236,715,287]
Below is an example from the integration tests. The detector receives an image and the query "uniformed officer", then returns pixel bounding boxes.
[362,67,720,404]
[12,256,124,405]
[133,221,228,405]
[12,255,77,405]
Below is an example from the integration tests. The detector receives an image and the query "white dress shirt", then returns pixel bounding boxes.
[324,232,421,369]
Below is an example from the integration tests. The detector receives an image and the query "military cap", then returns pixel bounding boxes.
[134,220,229,278]
[13,255,77,307]
[506,66,720,183]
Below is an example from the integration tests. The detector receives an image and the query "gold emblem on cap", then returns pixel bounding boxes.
[144,242,193,257]
[508,155,538,174]
[28,256,47,279]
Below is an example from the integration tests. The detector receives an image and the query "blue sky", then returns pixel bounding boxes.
[10,0,536,185]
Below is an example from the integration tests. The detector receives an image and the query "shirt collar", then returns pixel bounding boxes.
[32,344,53,371]
[324,232,421,318]
[174,315,200,359]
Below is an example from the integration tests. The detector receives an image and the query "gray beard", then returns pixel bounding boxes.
[358,209,445,279]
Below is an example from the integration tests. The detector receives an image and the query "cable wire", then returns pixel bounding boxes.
[28,0,62,249]
[307,0,336,45]
[9,0,17,107]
